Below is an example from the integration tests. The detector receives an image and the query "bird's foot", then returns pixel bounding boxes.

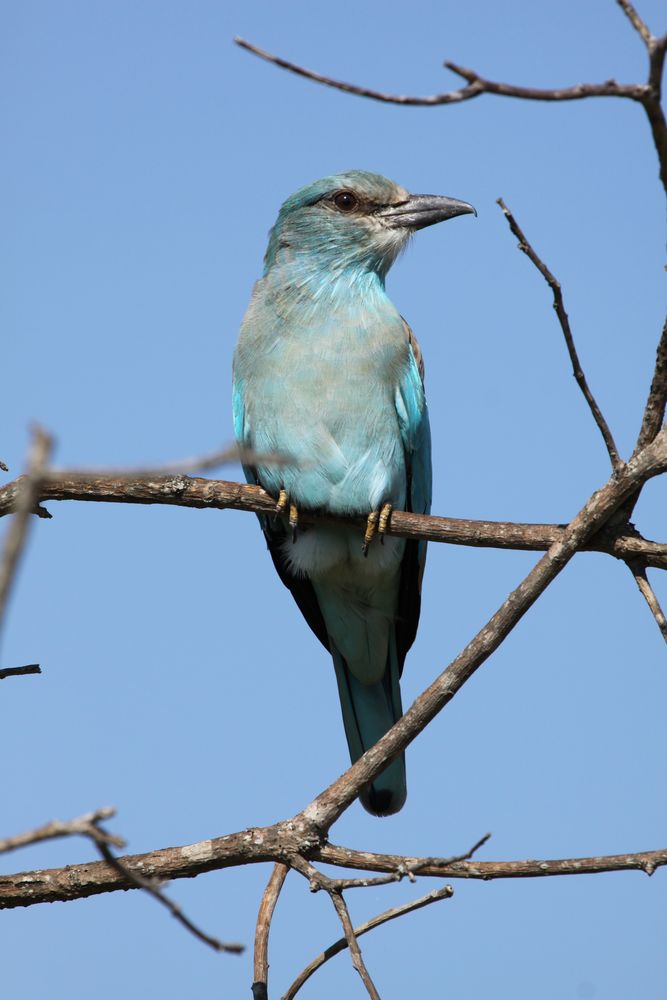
[363,503,393,556]
[362,510,379,556]
[275,489,300,541]
[289,502,299,542]
[378,503,393,544]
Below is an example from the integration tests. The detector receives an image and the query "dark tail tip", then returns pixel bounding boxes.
[361,782,407,817]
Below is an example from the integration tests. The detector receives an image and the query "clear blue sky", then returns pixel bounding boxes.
[2,2,666,997]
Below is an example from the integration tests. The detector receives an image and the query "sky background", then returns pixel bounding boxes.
[2,1,666,997]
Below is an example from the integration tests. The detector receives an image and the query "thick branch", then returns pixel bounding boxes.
[1,473,665,568]
[302,428,667,830]
[1,825,665,910]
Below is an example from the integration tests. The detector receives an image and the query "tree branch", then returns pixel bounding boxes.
[1,472,665,568]
[302,430,667,831]
[0,663,41,681]
[252,863,289,1000]
[282,885,454,1000]
[628,559,667,642]
[1,826,665,911]
[234,37,644,106]
[329,890,381,1000]
[0,807,123,855]
[0,427,53,639]
[235,6,667,195]
[497,198,621,469]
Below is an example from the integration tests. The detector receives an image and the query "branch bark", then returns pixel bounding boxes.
[1,473,665,568]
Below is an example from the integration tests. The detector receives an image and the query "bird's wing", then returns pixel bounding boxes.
[232,375,330,649]
[394,318,433,673]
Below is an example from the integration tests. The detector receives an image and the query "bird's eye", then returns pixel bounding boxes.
[333,191,358,212]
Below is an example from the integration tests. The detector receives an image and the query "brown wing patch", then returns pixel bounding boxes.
[401,316,425,383]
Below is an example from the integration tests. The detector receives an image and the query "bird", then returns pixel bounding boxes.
[233,171,474,815]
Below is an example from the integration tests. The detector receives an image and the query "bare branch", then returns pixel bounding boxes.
[236,12,667,195]
[0,663,41,681]
[629,560,667,642]
[1,822,665,910]
[497,198,621,468]
[634,317,667,456]
[234,37,644,106]
[617,0,653,45]
[329,891,381,1000]
[252,863,289,1000]
[1,473,665,568]
[0,807,123,855]
[0,460,8,473]
[320,832,491,890]
[282,885,454,1000]
[303,429,667,831]
[0,808,243,954]
[93,836,244,955]
[317,843,667,880]
[49,442,289,480]
[0,427,53,638]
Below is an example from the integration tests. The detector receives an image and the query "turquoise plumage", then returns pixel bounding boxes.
[233,171,474,815]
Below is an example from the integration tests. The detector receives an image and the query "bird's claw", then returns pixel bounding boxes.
[362,510,379,557]
[378,503,393,544]
[363,503,393,556]
[289,502,299,542]
[275,489,299,541]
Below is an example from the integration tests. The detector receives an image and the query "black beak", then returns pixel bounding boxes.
[380,194,476,231]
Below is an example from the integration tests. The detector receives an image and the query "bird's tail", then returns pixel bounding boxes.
[331,634,406,816]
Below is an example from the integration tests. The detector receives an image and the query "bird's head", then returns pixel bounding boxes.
[264,170,475,281]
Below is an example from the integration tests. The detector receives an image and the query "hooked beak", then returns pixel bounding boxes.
[380,194,476,231]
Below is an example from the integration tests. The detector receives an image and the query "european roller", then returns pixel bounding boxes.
[233,171,474,815]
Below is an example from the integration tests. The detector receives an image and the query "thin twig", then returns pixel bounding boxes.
[405,832,492,877]
[322,832,491,890]
[0,427,53,638]
[497,198,622,469]
[0,807,123,854]
[329,891,381,1000]
[252,863,289,1000]
[629,559,667,642]
[617,0,653,45]
[282,885,454,1000]
[634,317,667,456]
[93,837,244,955]
[48,443,288,480]
[234,37,643,106]
[0,807,243,953]
[0,460,8,473]
[0,663,41,681]
[236,9,667,196]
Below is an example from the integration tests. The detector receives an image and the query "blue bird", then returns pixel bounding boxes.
[233,171,474,815]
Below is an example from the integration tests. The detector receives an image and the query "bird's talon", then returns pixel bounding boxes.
[289,502,299,542]
[275,489,289,514]
[363,510,379,555]
[378,503,393,543]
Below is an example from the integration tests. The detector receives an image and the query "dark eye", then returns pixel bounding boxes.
[333,190,358,212]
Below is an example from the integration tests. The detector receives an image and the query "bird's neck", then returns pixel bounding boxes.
[263,256,392,317]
